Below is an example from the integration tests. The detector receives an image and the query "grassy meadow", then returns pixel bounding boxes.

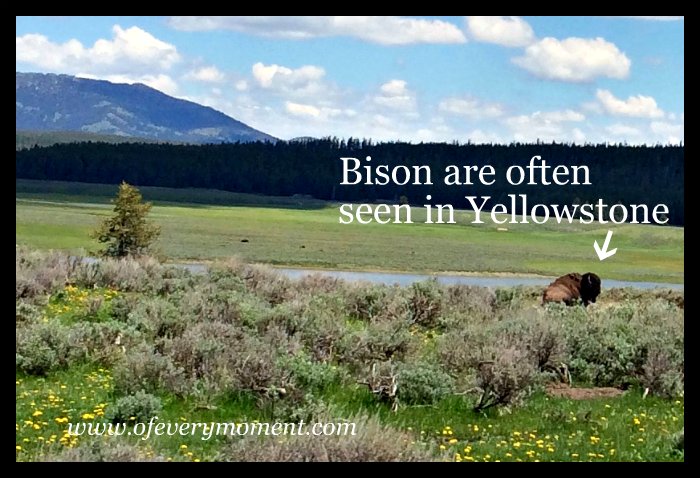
[16,249,684,462]
[16,180,684,283]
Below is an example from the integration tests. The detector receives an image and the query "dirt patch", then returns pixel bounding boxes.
[546,383,625,400]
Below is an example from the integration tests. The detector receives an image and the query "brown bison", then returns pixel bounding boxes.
[542,272,601,307]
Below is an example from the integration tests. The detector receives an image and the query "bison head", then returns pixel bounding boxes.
[580,272,601,306]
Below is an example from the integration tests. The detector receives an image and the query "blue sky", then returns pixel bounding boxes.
[16,16,684,144]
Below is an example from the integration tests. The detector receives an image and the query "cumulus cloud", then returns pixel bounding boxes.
[16,25,180,75]
[167,16,466,45]
[605,123,642,137]
[285,101,321,117]
[595,89,665,118]
[252,62,325,89]
[504,109,585,142]
[185,65,225,83]
[76,73,179,96]
[650,121,684,143]
[373,80,416,111]
[439,96,504,119]
[466,16,535,47]
[512,37,630,82]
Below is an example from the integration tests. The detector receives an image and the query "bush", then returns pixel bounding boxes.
[281,353,345,393]
[41,438,166,462]
[338,319,414,368]
[344,283,387,322]
[397,362,455,405]
[640,345,684,398]
[113,344,186,396]
[16,302,42,324]
[473,347,537,412]
[219,414,438,462]
[124,296,186,338]
[16,322,73,375]
[107,391,162,423]
[409,279,442,328]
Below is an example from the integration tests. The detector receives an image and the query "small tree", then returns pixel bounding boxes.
[92,182,160,257]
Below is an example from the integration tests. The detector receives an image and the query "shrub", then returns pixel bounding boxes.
[16,302,42,324]
[344,283,388,322]
[473,347,537,412]
[16,322,73,375]
[337,319,414,368]
[281,353,345,393]
[113,344,186,396]
[640,345,684,398]
[219,414,438,462]
[124,296,186,338]
[107,391,163,423]
[41,438,166,462]
[397,362,455,405]
[409,279,442,328]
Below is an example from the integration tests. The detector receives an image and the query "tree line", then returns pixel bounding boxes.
[15,138,684,226]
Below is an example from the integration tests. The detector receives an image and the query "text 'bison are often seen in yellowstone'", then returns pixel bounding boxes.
[543,272,601,307]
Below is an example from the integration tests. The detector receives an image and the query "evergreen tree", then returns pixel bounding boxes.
[92,182,160,257]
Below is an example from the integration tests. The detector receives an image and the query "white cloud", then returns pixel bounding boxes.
[76,73,179,96]
[373,80,416,111]
[285,101,321,117]
[252,62,325,89]
[504,109,585,142]
[466,16,535,47]
[650,121,684,143]
[185,65,224,83]
[596,89,664,118]
[512,37,630,82]
[466,129,504,144]
[234,80,248,91]
[605,123,642,137]
[168,16,466,45]
[438,96,504,119]
[16,25,180,75]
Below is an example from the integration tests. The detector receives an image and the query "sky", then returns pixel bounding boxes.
[16,16,684,144]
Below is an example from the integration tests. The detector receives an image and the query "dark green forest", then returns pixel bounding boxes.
[15,139,684,225]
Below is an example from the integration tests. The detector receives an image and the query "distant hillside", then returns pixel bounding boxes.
[16,130,169,150]
[16,72,276,144]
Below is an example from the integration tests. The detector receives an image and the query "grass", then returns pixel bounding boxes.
[16,367,684,462]
[16,180,683,283]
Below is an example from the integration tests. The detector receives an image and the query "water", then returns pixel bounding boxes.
[174,262,683,290]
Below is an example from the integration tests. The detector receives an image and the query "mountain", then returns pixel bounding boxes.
[16,72,275,144]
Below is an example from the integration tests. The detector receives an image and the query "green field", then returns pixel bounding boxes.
[16,179,684,283]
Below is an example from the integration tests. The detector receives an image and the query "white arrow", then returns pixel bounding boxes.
[594,230,617,261]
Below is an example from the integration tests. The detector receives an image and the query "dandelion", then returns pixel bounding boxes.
[439,445,446,450]
[473,425,479,432]
[633,417,641,425]
[571,453,579,458]
[513,442,521,448]
[449,438,458,445]
[32,410,43,417]
[180,445,188,450]
[609,449,616,455]
[505,453,512,458]
[16,446,22,452]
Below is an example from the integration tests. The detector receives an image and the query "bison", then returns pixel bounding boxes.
[542,272,601,307]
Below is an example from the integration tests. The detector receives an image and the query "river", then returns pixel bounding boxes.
[174,263,683,290]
